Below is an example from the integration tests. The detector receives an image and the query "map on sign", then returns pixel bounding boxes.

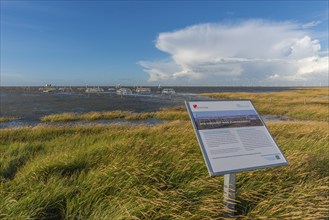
[186,100,288,176]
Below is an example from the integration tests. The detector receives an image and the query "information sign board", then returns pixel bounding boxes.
[186,100,288,176]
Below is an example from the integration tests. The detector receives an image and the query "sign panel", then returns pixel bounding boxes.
[186,100,288,176]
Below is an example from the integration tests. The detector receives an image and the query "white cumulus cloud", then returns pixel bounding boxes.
[138,20,328,85]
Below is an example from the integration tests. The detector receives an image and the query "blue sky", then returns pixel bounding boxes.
[1,1,328,86]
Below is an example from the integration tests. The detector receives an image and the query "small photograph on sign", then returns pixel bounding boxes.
[193,110,263,130]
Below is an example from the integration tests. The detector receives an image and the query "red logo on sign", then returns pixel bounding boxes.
[193,104,197,108]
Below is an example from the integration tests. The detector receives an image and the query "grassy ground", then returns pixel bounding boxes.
[0,117,17,123]
[1,88,328,219]
[40,107,189,122]
[202,87,328,122]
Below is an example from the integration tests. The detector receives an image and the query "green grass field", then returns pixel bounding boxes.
[1,88,328,219]
[203,87,328,122]
[40,107,189,122]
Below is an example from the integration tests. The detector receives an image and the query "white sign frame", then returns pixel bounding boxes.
[186,100,288,176]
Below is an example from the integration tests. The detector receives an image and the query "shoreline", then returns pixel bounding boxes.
[1,87,328,127]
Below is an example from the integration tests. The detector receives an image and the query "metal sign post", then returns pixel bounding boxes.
[223,173,236,217]
[185,100,288,218]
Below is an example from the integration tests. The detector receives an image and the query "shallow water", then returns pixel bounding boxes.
[1,86,296,127]
[0,115,291,129]
[0,118,162,129]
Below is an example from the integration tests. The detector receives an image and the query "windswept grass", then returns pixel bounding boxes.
[0,117,17,123]
[1,88,328,219]
[1,120,328,219]
[155,107,189,121]
[40,107,189,122]
[40,111,130,122]
[203,87,329,121]
[40,113,79,122]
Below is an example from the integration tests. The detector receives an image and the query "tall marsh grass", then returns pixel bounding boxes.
[40,111,130,122]
[40,108,189,122]
[0,117,17,123]
[1,120,328,219]
[1,88,328,218]
[203,87,329,121]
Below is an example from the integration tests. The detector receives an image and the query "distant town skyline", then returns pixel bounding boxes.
[1,1,328,86]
